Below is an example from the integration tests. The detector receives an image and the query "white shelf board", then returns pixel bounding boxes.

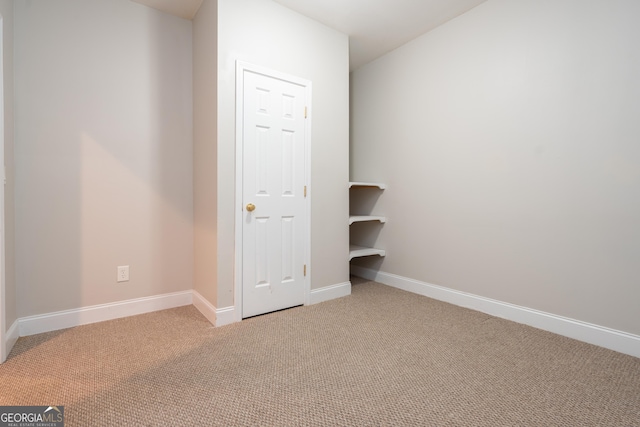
[349,215,386,225]
[349,182,386,190]
[349,245,386,260]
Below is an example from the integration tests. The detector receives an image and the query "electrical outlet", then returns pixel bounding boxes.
[117,265,129,282]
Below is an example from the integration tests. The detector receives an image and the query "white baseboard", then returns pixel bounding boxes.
[5,320,19,357]
[215,306,236,327]
[18,291,193,337]
[193,291,237,327]
[308,281,351,305]
[192,290,217,325]
[351,266,640,359]
[192,291,237,327]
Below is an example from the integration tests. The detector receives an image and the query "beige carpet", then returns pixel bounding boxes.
[1,277,639,426]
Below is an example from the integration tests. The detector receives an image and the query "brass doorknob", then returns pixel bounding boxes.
[246,203,256,212]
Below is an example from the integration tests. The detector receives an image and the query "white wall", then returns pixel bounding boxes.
[193,0,218,305]
[351,0,640,335]
[15,0,194,317]
[216,0,350,307]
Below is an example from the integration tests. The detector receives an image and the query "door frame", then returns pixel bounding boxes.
[234,61,312,322]
[0,17,6,362]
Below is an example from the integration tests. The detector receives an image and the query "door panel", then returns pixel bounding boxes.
[242,70,307,318]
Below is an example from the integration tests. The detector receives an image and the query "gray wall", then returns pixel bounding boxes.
[350,0,640,335]
[216,0,350,307]
[193,0,218,306]
[0,0,14,335]
[15,0,194,317]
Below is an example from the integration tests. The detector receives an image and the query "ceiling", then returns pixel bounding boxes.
[272,0,488,70]
[132,0,488,70]
[131,0,203,20]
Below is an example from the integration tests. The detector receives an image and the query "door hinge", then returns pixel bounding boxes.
[304,185,307,197]
[304,106,308,119]
[304,265,307,276]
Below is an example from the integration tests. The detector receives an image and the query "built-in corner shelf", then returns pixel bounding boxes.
[349,245,386,261]
[349,215,386,225]
[349,182,387,190]
[349,181,386,261]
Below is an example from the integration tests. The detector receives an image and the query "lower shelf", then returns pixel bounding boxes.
[349,245,386,261]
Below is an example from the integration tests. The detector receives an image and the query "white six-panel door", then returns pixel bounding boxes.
[241,68,308,318]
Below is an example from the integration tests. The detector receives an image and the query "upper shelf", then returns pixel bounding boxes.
[349,182,386,190]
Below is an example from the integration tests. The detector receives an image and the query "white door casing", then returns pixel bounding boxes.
[235,63,311,319]
[0,18,5,363]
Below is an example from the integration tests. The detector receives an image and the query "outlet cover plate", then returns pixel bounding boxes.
[117,265,130,282]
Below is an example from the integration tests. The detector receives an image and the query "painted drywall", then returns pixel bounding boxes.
[217,0,350,307]
[193,0,218,306]
[15,0,194,317]
[0,0,14,337]
[350,0,640,335]
[131,0,203,20]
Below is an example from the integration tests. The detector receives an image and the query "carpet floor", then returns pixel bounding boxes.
[1,277,639,426]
